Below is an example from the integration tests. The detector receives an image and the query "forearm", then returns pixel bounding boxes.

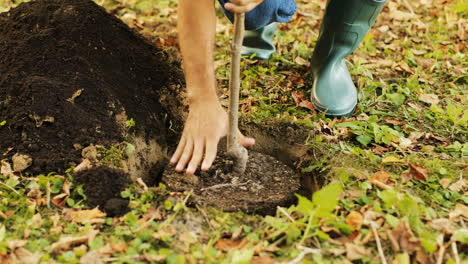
[178,0,217,104]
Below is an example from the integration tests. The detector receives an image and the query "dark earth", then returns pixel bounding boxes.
[162,151,301,214]
[0,0,182,175]
[0,0,309,214]
[74,166,130,217]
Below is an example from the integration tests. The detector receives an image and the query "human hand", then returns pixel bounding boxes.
[224,0,266,13]
[170,98,255,174]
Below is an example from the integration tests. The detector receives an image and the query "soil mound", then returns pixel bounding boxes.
[0,0,182,174]
[162,151,301,214]
[74,166,130,216]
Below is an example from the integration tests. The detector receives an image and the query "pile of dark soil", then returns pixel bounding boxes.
[162,151,301,214]
[0,0,182,174]
[74,166,130,216]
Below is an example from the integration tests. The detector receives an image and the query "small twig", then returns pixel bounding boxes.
[46,180,51,208]
[277,206,295,222]
[451,241,460,264]
[201,180,251,192]
[370,222,388,264]
[436,234,445,264]
[286,245,321,264]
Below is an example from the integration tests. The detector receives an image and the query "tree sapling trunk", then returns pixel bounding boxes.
[227,13,248,174]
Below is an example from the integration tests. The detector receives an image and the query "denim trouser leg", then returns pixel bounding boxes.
[217,0,297,60]
[217,0,296,31]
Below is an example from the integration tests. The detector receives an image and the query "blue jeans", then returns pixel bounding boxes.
[217,0,297,30]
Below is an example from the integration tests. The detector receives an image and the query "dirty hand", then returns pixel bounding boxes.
[224,0,266,13]
[170,98,255,174]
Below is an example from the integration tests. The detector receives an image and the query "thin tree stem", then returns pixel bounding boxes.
[227,13,247,174]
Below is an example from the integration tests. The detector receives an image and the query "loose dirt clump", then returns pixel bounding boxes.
[0,0,182,174]
[74,166,130,216]
[162,151,301,214]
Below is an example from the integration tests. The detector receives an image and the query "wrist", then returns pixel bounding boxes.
[187,91,220,106]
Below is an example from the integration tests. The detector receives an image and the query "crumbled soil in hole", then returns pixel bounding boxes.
[0,0,183,174]
[162,151,301,214]
[74,166,130,216]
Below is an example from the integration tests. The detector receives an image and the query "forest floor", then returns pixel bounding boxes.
[0,0,466,263]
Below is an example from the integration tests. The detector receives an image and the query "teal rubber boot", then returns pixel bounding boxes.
[310,0,386,117]
[241,22,277,61]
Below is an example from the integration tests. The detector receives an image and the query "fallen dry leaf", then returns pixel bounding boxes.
[73,159,92,173]
[66,207,106,224]
[12,153,32,172]
[370,171,393,190]
[1,160,17,179]
[408,163,428,180]
[79,250,102,264]
[439,178,451,189]
[291,90,316,112]
[143,254,167,262]
[448,178,465,193]
[449,203,468,219]
[345,243,371,261]
[428,218,457,234]
[385,118,406,126]
[152,228,176,239]
[415,58,435,69]
[110,241,128,252]
[214,238,248,252]
[294,56,310,66]
[66,88,84,103]
[391,219,420,254]
[382,156,406,164]
[178,232,197,244]
[51,230,99,251]
[251,256,276,264]
[4,247,41,264]
[418,93,439,105]
[345,211,363,230]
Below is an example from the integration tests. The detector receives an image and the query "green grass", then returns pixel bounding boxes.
[0,0,467,263]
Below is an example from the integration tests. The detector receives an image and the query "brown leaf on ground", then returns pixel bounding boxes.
[408,163,428,180]
[179,232,197,244]
[110,241,128,252]
[214,238,248,252]
[66,207,106,224]
[4,247,41,264]
[415,248,432,264]
[143,254,167,262]
[449,203,468,219]
[415,58,435,69]
[345,243,371,261]
[392,61,414,74]
[12,153,32,172]
[448,178,465,192]
[152,229,176,239]
[79,250,102,264]
[391,220,420,254]
[385,118,406,125]
[291,91,316,112]
[345,211,363,230]
[251,256,275,264]
[51,230,99,251]
[439,178,451,188]
[429,218,457,234]
[418,93,439,105]
[1,161,17,179]
[370,171,393,190]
